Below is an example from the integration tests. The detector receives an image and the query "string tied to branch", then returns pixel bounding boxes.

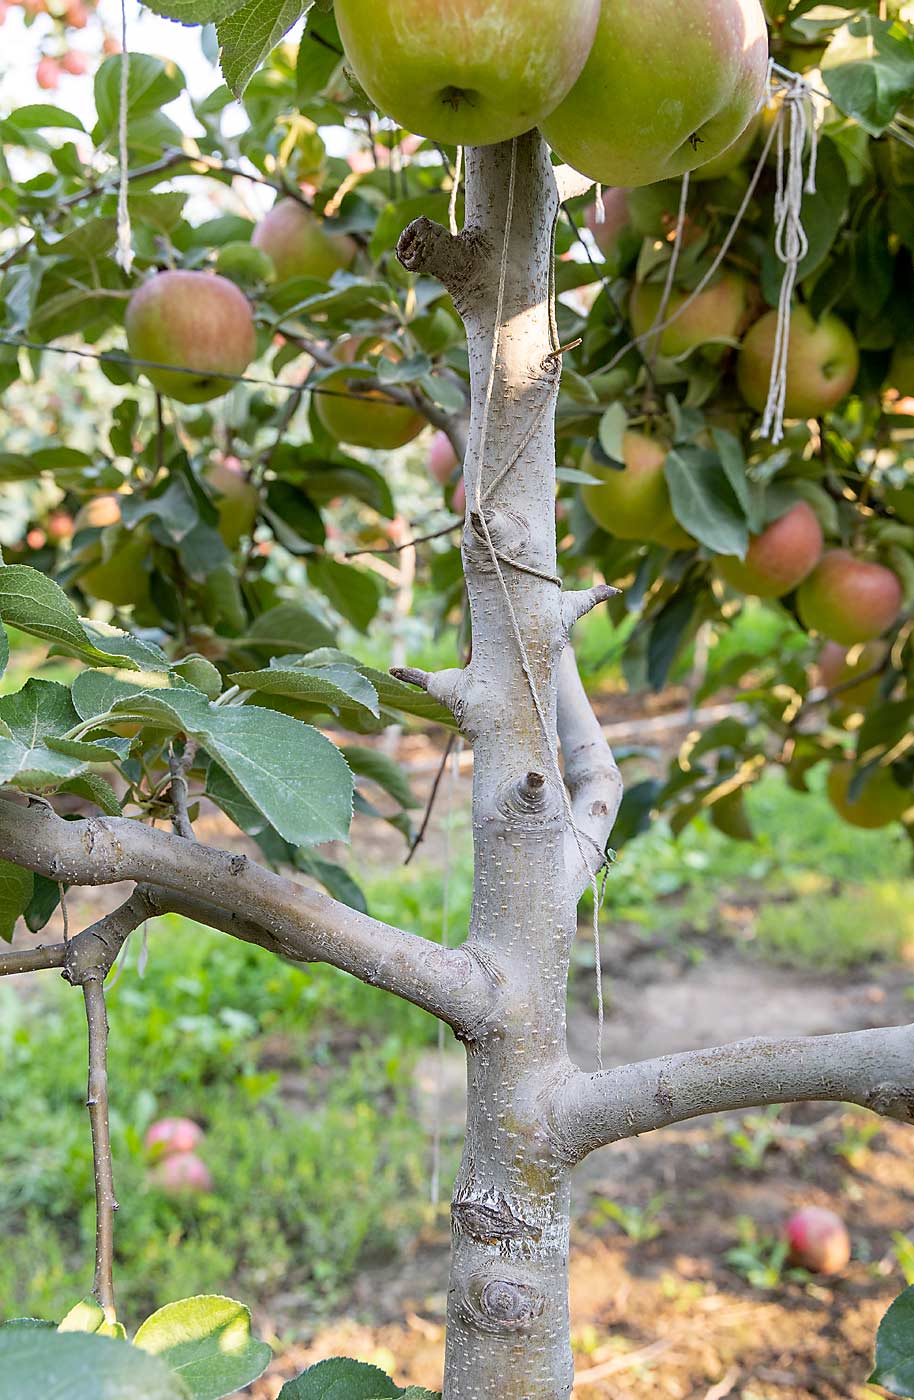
[760,60,820,444]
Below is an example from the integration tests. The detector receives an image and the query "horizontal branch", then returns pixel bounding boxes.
[552,1023,914,1161]
[0,799,489,1036]
[0,889,152,982]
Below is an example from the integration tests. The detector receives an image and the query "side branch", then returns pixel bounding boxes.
[552,1023,914,1161]
[557,645,622,894]
[397,216,476,298]
[0,800,490,1036]
[83,975,117,1320]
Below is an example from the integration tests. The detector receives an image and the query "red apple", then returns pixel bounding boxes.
[144,1117,204,1161]
[150,1151,213,1195]
[540,0,768,187]
[251,199,356,283]
[797,550,902,645]
[60,49,89,75]
[427,430,459,486]
[125,270,257,405]
[715,501,822,598]
[738,306,859,420]
[36,57,61,90]
[335,0,601,147]
[785,1206,851,1275]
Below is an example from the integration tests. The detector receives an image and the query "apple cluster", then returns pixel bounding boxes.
[144,1117,213,1196]
[333,0,769,193]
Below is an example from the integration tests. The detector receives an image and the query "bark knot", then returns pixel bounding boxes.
[451,1189,538,1244]
[465,1275,546,1333]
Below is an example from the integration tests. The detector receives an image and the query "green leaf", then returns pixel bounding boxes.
[6,104,85,131]
[278,1358,401,1399]
[218,0,310,97]
[0,566,168,671]
[94,55,186,137]
[134,1295,271,1400]
[359,666,457,729]
[228,658,380,719]
[871,1283,914,1395]
[240,603,336,657]
[308,558,383,633]
[664,447,748,557]
[142,0,243,24]
[597,403,628,463]
[58,773,124,816]
[293,852,367,912]
[823,15,914,136]
[0,680,103,794]
[58,1297,126,1340]
[0,1329,191,1400]
[340,746,418,810]
[0,627,8,682]
[24,874,61,934]
[0,860,33,943]
[111,688,353,847]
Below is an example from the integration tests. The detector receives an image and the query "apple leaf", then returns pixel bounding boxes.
[94,54,186,138]
[134,1295,272,1400]
[0,1330,191,1400]
[218,0,311,97]
[141,0,245,26]
[870,1284,914,1395]
[339,746,419,810]
[277,1358,402,1398]
[307,558,383,633]
[664,446,749,558]
[0,565,169,671]
[227,657,380,720]
[0,860,33,943]
[107,686,353,847]
[0,679,119,795]
[823,15,914,137]
[58,1297,127,1340]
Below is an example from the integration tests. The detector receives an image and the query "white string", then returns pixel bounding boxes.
[594,184,605,225]
[115,0,134,274]
[448,146,463,238]
[471,140,607,1069]
[761,65,819,444]
[645,170,691,366]
[430,738,461,1206]
[602,86,789,377]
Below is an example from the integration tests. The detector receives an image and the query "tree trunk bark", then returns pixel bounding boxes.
[402,133,581,1400]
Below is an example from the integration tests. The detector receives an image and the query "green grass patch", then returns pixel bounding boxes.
[0,916,438,1329]
[752,880,914,970]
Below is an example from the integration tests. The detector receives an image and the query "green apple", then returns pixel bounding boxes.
[316,338,426,450]
[797,550,903,645]
[125,270,256,405]
[630,270,748,358]
[691,114,760,181]
[334,0,601,146]
[80,528,150,608]
[205,457,259,548]
[715,500,822,598]
[582,431,679,542]
[826,761,911,830]
[540,0,769,187]
[251,199,357,282]
[737,306,859,419]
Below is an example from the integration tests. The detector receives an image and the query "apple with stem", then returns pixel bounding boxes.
[737,306,859,420]
[252,199,357,283]
[797,550,902,645]
[335,0,601,147]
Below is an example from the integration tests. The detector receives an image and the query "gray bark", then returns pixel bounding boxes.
[2,131,914,1400]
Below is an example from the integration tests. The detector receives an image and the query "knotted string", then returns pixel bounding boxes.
[115,0,133,274]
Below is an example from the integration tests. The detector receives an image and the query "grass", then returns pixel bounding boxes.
[0,916,440,1329]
